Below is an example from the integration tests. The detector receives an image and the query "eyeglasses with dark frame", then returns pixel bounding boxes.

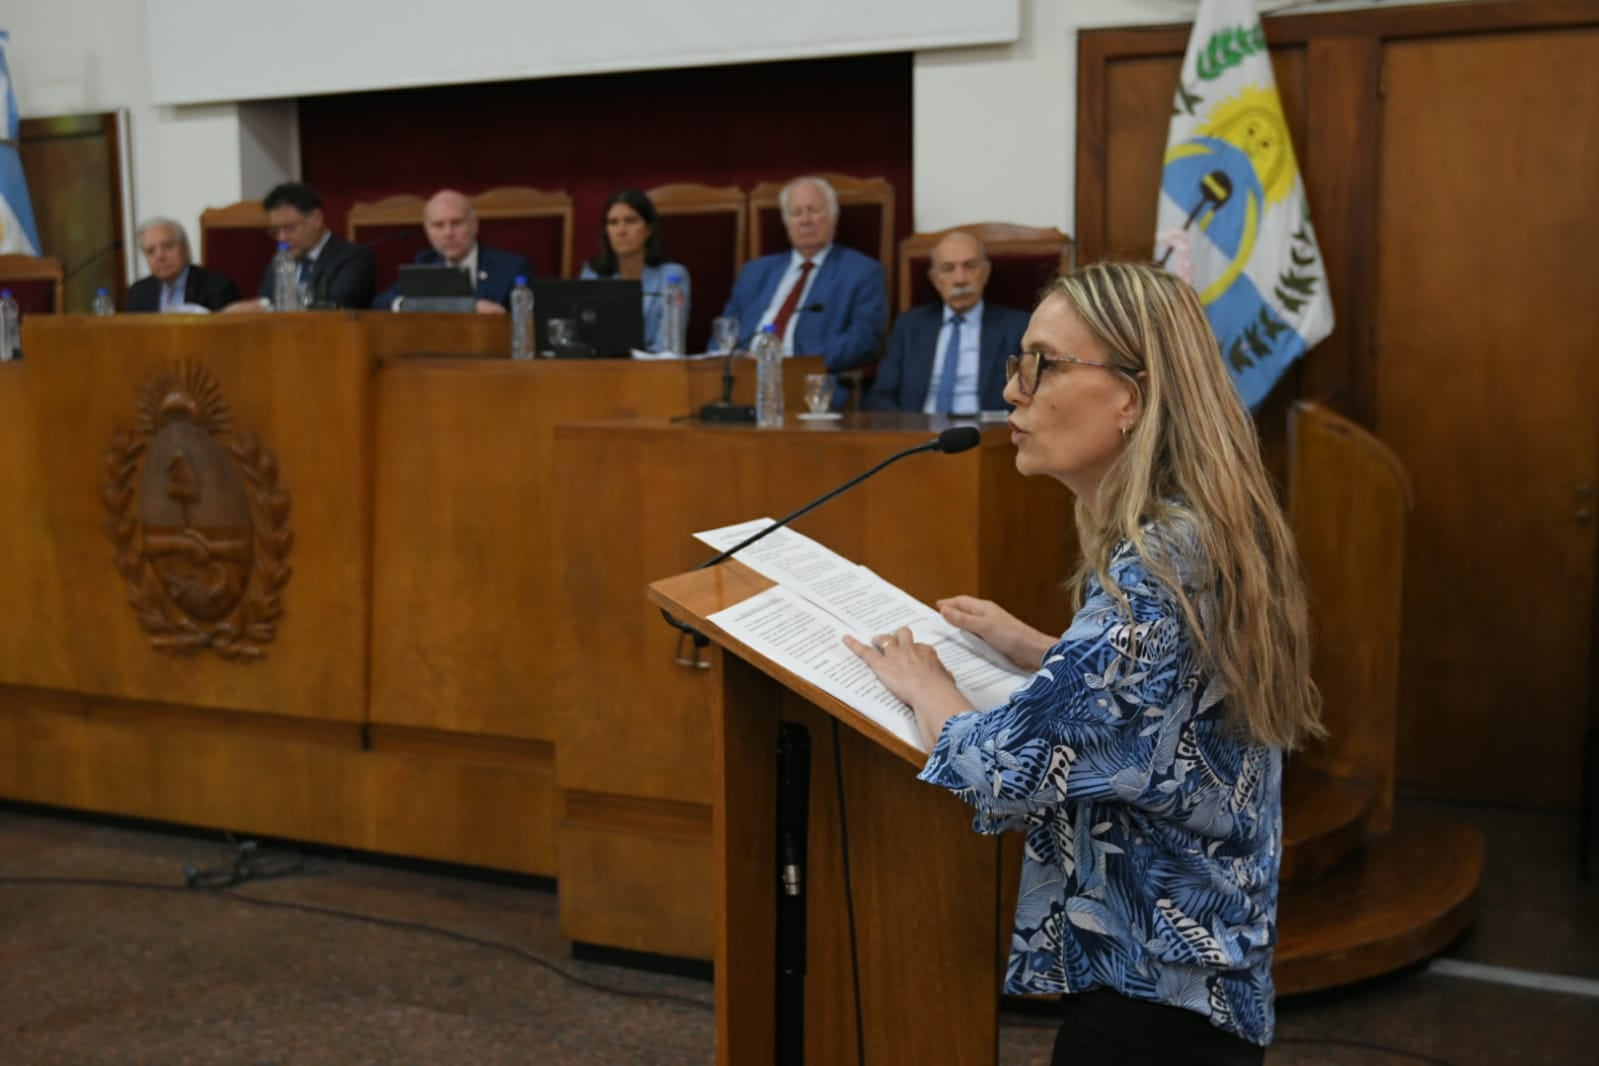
[1004,350,1136,397]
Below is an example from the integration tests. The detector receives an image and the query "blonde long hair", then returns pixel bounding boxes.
[1049,261,1322,750]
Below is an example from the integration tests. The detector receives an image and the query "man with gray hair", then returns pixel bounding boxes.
[720,175,886,375]
[867,231,1028,415]
[125,217,240,312]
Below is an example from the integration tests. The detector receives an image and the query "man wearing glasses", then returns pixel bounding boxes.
[866,231,1029,416]
[223,182,376,311]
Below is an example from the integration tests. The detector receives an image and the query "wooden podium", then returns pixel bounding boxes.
[647,561,1003,1066]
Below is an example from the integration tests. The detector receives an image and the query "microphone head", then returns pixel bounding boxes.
[935,426,981,454]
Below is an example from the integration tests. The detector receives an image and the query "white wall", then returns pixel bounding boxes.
[146,0,1021,105]
[911,0,1448,234]
[0,0,286,280]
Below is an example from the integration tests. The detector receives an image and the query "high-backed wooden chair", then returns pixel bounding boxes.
[897,222,1074,314]
[748,173,895,286]
[347,194,431,300]
[472,186,574,280]
[199,200,273,300]
[644,183,747,352]
[1287,400,1413,842]
[0,254,65,315]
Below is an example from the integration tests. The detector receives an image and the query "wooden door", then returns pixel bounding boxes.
[1376,29,1599,806]
[19,113,126,312]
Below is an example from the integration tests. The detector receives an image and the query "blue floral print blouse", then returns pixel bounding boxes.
[919,531,1283,1046]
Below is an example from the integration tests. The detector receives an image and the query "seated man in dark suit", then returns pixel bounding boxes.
[720,176,886,373]
[125,218,239,312]
[866,232,1030,416]
[372,189,533,313]
[223,182,376,311]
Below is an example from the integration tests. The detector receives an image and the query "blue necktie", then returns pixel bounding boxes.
[297,257,311,285]
[934,313,964,414]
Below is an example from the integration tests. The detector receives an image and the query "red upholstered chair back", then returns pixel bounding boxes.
[347,195,429,298]
[473,187,574,280]
[199,201,275,299]
[749,174,895,296]
[645,183,747,352]
[0,254,65,316]
[898,223,1075,315]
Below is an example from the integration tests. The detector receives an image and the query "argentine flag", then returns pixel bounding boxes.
[0,30,40,257]
[1153,0,1332,409]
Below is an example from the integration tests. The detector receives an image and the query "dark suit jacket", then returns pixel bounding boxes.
[256,233,377,310]
[126,263,240,313]
[372,244,534,310]
[720,245,887,372]
[866,301,1030,414]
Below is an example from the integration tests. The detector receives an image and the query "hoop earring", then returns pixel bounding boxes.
[1120,424,1133,442]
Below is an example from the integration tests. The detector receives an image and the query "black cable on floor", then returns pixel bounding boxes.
[830,717,867,1066]
[0,872,714,1014]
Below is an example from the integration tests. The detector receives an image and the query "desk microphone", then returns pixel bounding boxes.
[700,303,825,424]
[659,426,982,649]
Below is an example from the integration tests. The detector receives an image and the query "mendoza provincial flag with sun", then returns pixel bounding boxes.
[1154,0,1332,409]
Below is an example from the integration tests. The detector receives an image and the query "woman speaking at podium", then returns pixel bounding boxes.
[845,261,1321,1065]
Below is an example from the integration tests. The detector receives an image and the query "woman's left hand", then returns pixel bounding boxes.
[842,627,958,707]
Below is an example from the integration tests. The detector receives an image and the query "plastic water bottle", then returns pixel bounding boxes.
[92,288,115,316]
[753,324,784,428]
[509,276,535,360]
[272,242,302,311]
[660,271,686,354]
[0,290,18,361]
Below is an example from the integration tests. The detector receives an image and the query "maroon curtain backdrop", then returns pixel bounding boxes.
[299,53,912,342]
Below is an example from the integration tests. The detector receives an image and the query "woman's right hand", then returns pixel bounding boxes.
[935,596,1056,672]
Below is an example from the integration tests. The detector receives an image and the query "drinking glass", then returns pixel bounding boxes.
[710,316,740,354]
[803,373,836,415]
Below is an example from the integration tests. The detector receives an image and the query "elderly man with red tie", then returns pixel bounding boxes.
[719,175,886,374]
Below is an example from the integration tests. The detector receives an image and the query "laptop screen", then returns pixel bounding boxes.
[531,279,644,358]
[397,264,476,299]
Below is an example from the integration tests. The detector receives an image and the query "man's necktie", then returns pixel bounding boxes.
[296,257,311,286]
[934,314,964,414]
[162,283,180,310]
[769,259,815,343]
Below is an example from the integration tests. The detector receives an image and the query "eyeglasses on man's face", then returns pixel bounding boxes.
[1004,350,1132,397]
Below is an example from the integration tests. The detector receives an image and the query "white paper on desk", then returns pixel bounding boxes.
[708,585,927,752]
[629,349,725,360]
[695,520,1035,723]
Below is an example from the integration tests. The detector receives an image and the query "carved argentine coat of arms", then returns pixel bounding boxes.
[101,363,292,659]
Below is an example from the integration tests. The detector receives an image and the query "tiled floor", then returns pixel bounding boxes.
[0,798,1593,1065]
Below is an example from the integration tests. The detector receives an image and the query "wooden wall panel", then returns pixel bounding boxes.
[1376,29,1599,806]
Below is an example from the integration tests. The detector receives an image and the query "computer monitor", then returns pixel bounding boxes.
[531,279,643,358]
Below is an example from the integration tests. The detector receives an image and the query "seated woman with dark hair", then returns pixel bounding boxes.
[579,189,691,353]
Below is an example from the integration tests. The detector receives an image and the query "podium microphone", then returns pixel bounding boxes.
[659,424,982,650]
[699,425,980,568]
[699,303,824,424]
